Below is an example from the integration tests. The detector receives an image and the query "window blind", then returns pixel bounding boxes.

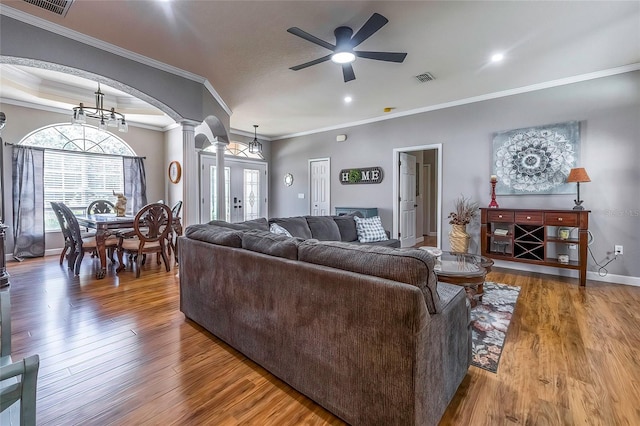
[44,150,124,230]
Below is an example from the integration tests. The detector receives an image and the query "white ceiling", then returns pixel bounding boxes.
[0,1,638,139]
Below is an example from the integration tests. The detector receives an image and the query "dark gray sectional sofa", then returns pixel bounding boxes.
[209,212,400,248]
[178,215,471,425]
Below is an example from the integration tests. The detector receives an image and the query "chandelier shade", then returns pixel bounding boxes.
[248,124,262,154]
[72,84,128,132]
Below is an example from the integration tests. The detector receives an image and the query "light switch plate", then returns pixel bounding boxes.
[298,193,305,199]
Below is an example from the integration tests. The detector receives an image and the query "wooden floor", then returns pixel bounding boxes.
[5,254,640,425]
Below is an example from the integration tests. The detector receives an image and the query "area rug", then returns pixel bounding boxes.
[470,282,520,373]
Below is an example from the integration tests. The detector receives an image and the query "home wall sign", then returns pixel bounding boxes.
[339,167,384,184]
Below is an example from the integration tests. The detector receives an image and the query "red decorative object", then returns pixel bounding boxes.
[489,177,499,208]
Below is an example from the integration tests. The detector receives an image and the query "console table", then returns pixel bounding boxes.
[335,207,378,218]
[480,208,590,286]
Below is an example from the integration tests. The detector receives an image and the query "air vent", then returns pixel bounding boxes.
[23,0,74,17]
[415,72,435,83]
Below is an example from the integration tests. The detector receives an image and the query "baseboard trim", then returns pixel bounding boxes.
[415,236,424,244]
[491,260,640,287]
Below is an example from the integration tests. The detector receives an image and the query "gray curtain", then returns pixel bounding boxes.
[12,146,45,260]
[123,157,147,215]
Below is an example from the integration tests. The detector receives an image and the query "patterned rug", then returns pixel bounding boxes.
[471,282,520,373]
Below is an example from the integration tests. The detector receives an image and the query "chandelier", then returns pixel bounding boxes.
[248,124,262,154]
[71,83,128,132]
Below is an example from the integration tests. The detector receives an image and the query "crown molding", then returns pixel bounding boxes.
[203,80,233,118]
[0,5,232,117]
[277,63,640,140]
[0,97,166,132]
[230,128,273,142]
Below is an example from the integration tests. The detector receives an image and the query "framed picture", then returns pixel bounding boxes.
[493,121,579,195]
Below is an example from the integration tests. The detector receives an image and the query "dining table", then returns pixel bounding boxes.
[75,213,182,279]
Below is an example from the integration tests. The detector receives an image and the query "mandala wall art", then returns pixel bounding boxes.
[492,121,580,195]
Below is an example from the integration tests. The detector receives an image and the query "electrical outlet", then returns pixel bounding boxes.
[615,245,624,255]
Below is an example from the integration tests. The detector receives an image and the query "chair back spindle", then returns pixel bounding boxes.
[87,200,115,215]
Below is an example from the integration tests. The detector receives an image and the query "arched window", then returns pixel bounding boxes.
[19,123,136,231]
[203,141,264,160]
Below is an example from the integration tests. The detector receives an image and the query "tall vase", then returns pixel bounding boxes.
[449,224,470,253]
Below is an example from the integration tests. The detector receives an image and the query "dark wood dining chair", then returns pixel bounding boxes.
[116,203,172,278]
[57,203,118,275]
[167,201,183,263]
[50,202,76,269]
[86,199,115,215]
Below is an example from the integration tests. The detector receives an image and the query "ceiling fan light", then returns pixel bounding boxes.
[331,51,355,64]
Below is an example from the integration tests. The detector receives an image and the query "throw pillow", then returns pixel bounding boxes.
[270,222,293,237]
[353,215,389,243]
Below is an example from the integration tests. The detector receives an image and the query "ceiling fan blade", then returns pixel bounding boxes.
[342,63,356,82]
[287,27,336,51]
[350,13,388,48]
[289,54,332,71]
[355,51,407,63]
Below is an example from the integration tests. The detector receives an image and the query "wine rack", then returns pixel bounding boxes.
[480,208,590,286]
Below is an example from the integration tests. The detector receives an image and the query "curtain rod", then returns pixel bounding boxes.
[3,142,146,159]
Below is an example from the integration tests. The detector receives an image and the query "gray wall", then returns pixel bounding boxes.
[270,71,640,280]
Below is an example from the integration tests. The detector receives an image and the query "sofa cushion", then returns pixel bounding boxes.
[332,212,362,242]
[354,215,389,243]
[348,239,401,248]
[269,217,313,239]
[298,240,441,314]
[270,223,292,237]
[242,230,302,260]
[185,224,243,248]
[207,217,269,231]
[207,219,248,230]
[239,217,269,231]
[306,216,341,241]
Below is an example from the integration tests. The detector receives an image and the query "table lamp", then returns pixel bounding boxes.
[566,167,591,210]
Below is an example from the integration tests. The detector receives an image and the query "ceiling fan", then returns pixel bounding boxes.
[287,13,407,83]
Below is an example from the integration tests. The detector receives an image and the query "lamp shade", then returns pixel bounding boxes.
[567,167,591,183]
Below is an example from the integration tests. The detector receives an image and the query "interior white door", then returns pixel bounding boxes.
[399,153,417,247]
[200,156,267,223]
[309,158,330,216]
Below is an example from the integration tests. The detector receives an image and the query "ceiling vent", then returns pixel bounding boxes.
[415,72,435,83]
[23,0,74,17]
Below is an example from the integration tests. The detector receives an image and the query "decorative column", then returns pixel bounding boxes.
[181,120,199,227]
[213,138,228,221]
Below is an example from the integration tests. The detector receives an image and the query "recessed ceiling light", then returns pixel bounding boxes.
[491,53,504,63]
[344,96,352,103]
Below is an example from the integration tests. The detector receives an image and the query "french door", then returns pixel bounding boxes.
[200,155,267,223]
